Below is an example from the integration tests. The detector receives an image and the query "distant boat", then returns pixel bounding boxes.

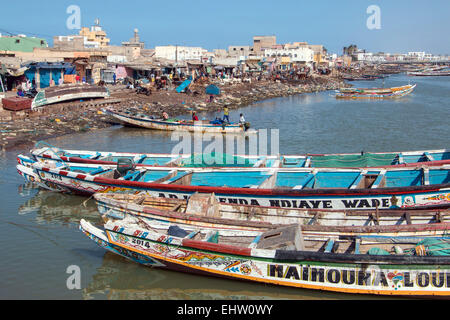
[336,84,416,99]
[407,71,450,77]
[103,107,254,134]
[342,74,386,81]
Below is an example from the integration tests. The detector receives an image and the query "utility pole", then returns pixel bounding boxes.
[175,44,178,66]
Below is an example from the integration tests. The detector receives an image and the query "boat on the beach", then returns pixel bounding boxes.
[336,84,416,99]
[31,83,110,109]
[16,157,450,210]
[94,191,450,241]
[80,217,450,297]
[27,144,450,169]
[102,107,255,134]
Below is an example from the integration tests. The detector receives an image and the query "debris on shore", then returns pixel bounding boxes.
[0,75,346,151]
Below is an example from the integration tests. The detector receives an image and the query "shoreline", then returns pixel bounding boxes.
[0,75,347,152]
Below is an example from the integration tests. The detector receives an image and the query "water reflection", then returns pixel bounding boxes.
[18,187,101,226]
[83,252,387,300]
[15,185,390,300]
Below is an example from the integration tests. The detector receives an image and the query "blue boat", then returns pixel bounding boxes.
[17,156,450,210]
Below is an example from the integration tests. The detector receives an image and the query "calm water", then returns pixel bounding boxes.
[1,74,449,299]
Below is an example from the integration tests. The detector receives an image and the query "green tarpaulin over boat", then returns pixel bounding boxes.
[310,153,398,168]
[181,152,253,167]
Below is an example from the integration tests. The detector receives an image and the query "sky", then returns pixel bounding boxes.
[1,0,449,55]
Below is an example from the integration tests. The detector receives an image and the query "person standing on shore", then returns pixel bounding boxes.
[223,106,230,123]
[239,113,245,124]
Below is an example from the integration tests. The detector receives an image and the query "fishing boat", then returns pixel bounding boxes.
[336,84,416,99]
[94,191,450,241]
[31,83,110,109]
[102,107,255,134]
[27,143,450,169]
[17,158,450,210]
[80,217,450,297]
[407,71,450,77]
[342,74,386,81]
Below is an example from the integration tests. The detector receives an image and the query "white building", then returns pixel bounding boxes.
[264,46,314,64]
[155,45,208,61]
[407,52,426,60]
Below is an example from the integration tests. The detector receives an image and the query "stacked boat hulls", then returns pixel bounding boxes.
[17,144,450,297]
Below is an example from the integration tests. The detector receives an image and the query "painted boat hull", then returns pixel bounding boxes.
[103,108,251,134]
[336,84,416,99]
[80,219,450,297]
[27,162,450,210]
[31,84,110,109]
[94,193,450,241]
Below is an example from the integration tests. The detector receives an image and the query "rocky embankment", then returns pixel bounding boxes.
[0,75,347,151]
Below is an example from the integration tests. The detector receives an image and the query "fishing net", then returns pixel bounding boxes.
[414,238,450,256]
[181,152,253,167]
[310,153,398,168]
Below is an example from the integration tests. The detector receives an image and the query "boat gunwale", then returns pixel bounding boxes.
[35,163,450,197]
[94,195,450,234]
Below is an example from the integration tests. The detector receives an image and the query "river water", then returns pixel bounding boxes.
[1,74,449,299]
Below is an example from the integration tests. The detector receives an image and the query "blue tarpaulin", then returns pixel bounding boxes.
[205,84,220,95]
[39,69,51,88]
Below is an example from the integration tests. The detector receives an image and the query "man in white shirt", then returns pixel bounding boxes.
[239,113,245,124]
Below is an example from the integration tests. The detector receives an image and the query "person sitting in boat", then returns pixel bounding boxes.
[192,112,199,121]
[162,111,169,120]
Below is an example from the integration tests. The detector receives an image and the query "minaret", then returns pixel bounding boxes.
[134,28,139,43]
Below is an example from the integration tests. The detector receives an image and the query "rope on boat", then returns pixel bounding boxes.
[82,194,94,208]
[34,141,68,168]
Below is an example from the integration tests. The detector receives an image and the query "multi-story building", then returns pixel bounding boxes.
[154,45,208,62]
[264,46,314,63]
[121,29,145,60]
[227,46,254,57]
[79,19,110,48]
[253,36,276,54]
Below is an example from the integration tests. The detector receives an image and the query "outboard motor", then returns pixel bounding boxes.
[116,158,136,177]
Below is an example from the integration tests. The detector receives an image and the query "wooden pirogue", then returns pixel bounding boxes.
[102,107,255,134]
[28,143,450,169]
[335,84,416,99]
[80,216,450,297]
[94,192,450,241]
[16,157,450,210]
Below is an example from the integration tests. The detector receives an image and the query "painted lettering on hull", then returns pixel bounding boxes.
[267,264,450,291]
